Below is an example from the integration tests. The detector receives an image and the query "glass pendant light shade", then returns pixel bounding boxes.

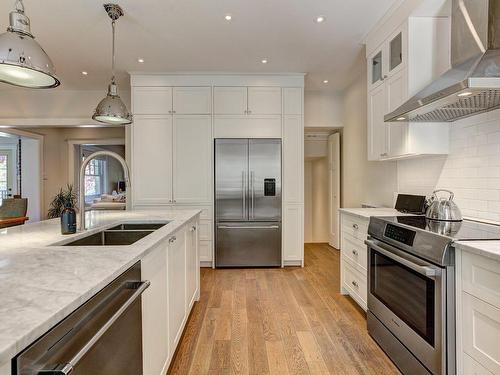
[93,4,132,125]
[0,1,60,88]
[93,82,132,125]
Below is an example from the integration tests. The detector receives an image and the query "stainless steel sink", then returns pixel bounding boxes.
[63,230,154,246]
[107,222,169,231]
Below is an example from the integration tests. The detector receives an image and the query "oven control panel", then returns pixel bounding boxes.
[384,224,416,246]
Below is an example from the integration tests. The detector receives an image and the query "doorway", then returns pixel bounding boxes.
[304,131,341,248]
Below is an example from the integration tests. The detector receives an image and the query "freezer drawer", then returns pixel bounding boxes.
[216,222,281,267]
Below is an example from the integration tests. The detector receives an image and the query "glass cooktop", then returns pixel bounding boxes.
[384,215,500,240]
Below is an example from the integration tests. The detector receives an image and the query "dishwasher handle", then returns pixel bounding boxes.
[38,280,151,375]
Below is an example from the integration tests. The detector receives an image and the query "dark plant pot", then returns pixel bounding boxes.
[61,207,77,234]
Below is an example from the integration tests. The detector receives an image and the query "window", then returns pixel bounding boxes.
[84,158,107,203]
[0,153,7,205]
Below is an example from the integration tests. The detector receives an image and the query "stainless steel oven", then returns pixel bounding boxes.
[366,216,456,375]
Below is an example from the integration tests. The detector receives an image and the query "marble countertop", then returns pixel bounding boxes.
[454,240,500,262]
[0,209,200,367]
[339,207,413,219]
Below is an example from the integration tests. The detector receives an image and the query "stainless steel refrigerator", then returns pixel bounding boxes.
[215,139,282,267]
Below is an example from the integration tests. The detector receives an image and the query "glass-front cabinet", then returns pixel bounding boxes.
[389,32,403,72]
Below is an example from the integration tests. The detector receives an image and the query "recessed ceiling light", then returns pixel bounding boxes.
[224,14,232,21]
[397,117,406,121]
[261,58,268,64]
[458,91,472,97]
[323,80,329,84]
[138,58,145,63]
[316,16,326,23]
[81,71,88,76]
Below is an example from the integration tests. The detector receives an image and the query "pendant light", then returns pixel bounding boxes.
[92,4,132,125]
[0,0,60,88]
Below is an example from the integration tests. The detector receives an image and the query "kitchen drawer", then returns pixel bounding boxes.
[343,258,367,310]
[341,214,368,241]
[199,240,213,263]
[462,251,500,308]
[462,292,500,374]
[463,353,494,375]
[343,233,368,270]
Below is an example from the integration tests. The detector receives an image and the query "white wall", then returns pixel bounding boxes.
[398,109,500,223]
[21,138,41,222]
[341,53,398,208]
[305,91,343,128]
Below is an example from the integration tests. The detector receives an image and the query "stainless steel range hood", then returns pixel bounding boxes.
[385,0,500,123]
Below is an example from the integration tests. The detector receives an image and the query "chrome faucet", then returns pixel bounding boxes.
[79,150,130,231]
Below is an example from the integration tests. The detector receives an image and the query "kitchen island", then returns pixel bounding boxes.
[0,209,201,375]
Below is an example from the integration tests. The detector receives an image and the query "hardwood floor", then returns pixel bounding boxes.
[168,243,401,375]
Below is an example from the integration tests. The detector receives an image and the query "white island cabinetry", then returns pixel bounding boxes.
[141,218,199,375]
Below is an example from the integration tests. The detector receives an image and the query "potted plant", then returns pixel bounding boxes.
[48,184,78,234]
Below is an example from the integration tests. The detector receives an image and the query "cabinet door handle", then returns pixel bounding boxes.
[169,236,177,243]
[190,226,197,232]
[168,110,172,114]
[351,280,359,288]
[352,249,358,256]
[352,223,359,229]
[380,152,388,157]
[247,110,252,114]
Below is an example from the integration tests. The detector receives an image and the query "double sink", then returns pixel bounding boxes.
[63,222,169,246]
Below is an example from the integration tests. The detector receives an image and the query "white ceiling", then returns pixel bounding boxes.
[0,0,398,92]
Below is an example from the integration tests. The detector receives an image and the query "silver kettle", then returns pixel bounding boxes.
[426,189,462,222]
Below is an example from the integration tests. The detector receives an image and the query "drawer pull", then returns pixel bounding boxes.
[352,249,358,256]
[351,280,359,288]
[352,223,359,229]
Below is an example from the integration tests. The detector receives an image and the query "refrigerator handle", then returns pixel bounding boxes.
[242,171,246,215]
[250,171,255,219]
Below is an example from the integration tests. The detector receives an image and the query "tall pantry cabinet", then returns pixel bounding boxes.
[129,74,305,267]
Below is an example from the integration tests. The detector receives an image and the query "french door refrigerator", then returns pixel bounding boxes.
[215,139,282,267]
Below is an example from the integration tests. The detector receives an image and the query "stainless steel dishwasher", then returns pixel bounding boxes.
[15,262,150,375]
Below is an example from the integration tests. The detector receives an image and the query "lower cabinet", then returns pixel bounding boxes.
[141,218,199,375]
[340,212,369,311]
[283,203,304,266]
[458,250,500,375]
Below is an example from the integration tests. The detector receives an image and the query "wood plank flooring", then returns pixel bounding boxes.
[168,243,401,375]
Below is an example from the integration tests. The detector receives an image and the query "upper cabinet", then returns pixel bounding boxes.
[368,27,406,91]
[214,86,281,115]
[367,17,451,161]
[133,86,211,115]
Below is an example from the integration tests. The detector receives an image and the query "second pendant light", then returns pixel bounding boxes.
[93,3,132,125]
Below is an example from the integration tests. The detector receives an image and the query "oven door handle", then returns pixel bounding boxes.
[365,240,437,278]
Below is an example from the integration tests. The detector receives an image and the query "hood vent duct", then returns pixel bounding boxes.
[385,0,500,123]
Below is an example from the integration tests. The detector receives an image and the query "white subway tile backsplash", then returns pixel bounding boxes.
[397,108,500,223]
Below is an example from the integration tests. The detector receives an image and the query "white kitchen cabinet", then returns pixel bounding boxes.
[214,87,247,115]
[283,204,304,266]
[142,241,169,375]
[463,354,494,375]
[340,211,370,311]
[367,84,388,160]
[213,115,282,138]
[168,228,187,354]
[173,115,212,203]
[366,17,451,161]
[173,87,211,115]
[283,87,303,115]
[247,87,281,115]
[132,116,173,205]
[282,115,303,203]
[214,86,281,115]
[185,221,199,310]
[133,87,173,115]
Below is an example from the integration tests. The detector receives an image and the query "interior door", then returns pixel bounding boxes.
[328,134,340,249]
[0,149,14,202]
[248,139,281,221]
[215,139,248,221]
